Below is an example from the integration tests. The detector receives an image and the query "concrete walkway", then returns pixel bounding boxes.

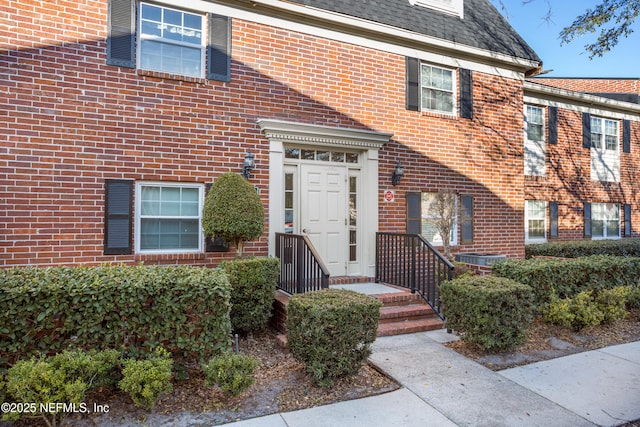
[225,330,640,427]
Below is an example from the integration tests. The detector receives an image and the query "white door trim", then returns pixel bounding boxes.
[260,119,392,278]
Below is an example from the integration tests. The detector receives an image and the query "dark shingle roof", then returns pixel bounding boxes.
[285,0,541,63]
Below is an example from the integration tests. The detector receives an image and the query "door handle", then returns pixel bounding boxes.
[302,228,310,233]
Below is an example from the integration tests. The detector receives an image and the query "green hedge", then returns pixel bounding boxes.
[287,289,381,387]
[220,257,280,334]
[525,239,640,258]
[441,276,534,352]
[492,255,640,307]
[0,266,232,365]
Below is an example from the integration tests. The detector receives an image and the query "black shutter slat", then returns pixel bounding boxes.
[582,112,592,148]
[548,106,558,145]
[623,119,631,153]
[624,204,632,237]
[208,14,231,81]
[461,195,474,244]
[584,202,592,238]
[406,57,420,111]
[549,201,558,237]
[104,179,133,255]
[459,68,473,119]
[406,192,421,234]
[107,0,135,68]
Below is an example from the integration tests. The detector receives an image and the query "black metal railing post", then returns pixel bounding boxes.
[275,233,329,295]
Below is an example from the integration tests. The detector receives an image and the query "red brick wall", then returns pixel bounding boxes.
[532,78,640,95]
[1,0,526,267]
[524,107,640,240]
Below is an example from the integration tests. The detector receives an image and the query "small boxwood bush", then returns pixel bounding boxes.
[119,347,173,410]
[543,287,630,330]
[627,287,640,309]
[0,265,232,366]
[286,289,382,387]
[202,353,259,396]
[220,257,280,334]
[526,238,640,258]
[492,255,640,307]
[3,349,120,426]
[441,275,534,352]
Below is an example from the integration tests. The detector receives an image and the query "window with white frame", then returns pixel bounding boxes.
[136,183,204,252]
[525,200,546,242]
[139,3,205,78]
[592,203,620,239]
[409,0,464,18]
[421,192,457,245]
[421,64,455,114]
[524,105,545,176]
[590,117,620,182]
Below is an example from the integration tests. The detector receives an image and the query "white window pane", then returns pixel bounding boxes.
[141,20,162,37]
[164,9,182,26]
[592,220,604,238]
[184,13,202,30]
[141,4,161,21]
[591,118,602,133]
[607,220,619,237]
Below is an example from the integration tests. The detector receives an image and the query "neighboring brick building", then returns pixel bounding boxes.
[1,0,638,273]
[523,78,640,242]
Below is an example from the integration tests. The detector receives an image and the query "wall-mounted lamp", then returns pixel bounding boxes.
[242,150,255,179]
[391,162,404,186]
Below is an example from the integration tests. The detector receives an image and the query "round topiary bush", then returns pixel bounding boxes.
[202,172,264,257]
[441,275,534,352]
[286,289,382,387]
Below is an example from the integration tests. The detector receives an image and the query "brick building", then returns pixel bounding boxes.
[1,0,638,274]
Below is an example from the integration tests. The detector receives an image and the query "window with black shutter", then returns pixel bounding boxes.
[208,14,231,82]
[459,68,473,119]
[104,179,133,255]
[549,201,558,238]
[582,112,592,148]
[623,119,631,153]
[405,57,420,112]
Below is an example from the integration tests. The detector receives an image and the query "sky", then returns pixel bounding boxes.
[492,0,640,78]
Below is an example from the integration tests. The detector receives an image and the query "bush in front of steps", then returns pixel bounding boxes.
[286,289,382,387]
[441,275,534,352]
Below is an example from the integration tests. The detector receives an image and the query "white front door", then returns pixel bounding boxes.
[300,163,347,276]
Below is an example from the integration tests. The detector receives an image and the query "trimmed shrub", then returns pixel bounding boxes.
[0,265,232,366]
[596,286,629,323]
[202,353,259,396]
[202,172,265,257]
[627,287,640,309]
[286,289,382,387]
[3,349,120,425]
[526,238,640,258]
[220,257,280,333]
[492,255,640,307]
[543,291,604,330]
[119,347,173,410]
[441,275,534,352]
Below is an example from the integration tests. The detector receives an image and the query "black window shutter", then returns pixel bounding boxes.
[406,192,422,234]
[107,0,135,68]
[461,195,474,244]
[406,57,420,111]
[208,14,231,81]
[459,68,473,119]
[623,119,631,153]
[582,112,592,148]
[104,179,133,255]
[584,202,592,238]
[624,204,632,237]
[548,106,558,145]
[549,201,558,238]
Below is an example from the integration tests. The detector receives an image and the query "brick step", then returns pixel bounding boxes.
[379,304,435,324]
[374,291,424,306]
[377,317,444,337]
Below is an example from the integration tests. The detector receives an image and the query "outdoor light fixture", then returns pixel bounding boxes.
[242,150,255,179]
[391,162,404,186]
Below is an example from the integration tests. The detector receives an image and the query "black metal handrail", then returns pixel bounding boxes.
[375,232,454,319]
[275,232,330,294]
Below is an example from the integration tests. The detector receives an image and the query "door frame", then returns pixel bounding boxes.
[259,119,392,278]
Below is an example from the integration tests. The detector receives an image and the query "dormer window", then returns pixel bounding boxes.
[409,0,464,18]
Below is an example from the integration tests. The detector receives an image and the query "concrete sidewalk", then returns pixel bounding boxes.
[224,331,640,427]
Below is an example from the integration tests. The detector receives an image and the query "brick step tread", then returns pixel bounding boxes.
[379,304,435,323]
[374,292,423,306]
[377,318,444,337]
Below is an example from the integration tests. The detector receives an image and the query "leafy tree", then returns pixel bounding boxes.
[202,173,264,258]
[495,0,639,59]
